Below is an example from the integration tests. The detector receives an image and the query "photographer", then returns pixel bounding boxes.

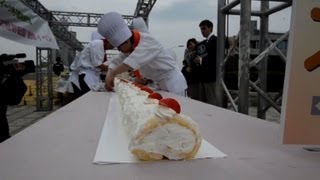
[0,97,10,142]
[0,54,35,143]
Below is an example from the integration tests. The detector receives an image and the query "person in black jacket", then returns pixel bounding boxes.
[182,38,201,100]
[195,20,218,105]
[0,103,9,143]
[53,57,64,76]
[0,63,27,143]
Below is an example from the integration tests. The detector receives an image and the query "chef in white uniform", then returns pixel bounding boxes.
[98,12,187,96]
[69,30,111,97]
[132,17,149,34]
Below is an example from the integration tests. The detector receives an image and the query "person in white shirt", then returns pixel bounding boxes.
[97,12,187,96]
[69,30,112,98]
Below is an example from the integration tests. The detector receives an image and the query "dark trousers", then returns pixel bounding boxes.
[199,82,218,106]
[71,74,90,99]
[0,103,10,143]
[187,83,201,101]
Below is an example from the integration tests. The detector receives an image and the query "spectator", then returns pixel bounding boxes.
[53,57,64,76]
[196,19,218,105]
[0,64,27,143]
[0,103,9,143]
[182,38,201,100]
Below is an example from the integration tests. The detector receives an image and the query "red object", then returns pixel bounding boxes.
[159,98,181,114]
[132,82,143,88]
[148,93,163,100]
[133,70,143,81]
[140,86,153,94]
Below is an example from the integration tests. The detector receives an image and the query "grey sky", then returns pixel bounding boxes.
[0,0,291,67]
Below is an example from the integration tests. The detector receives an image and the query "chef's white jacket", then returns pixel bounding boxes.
[69,40,105,90]
[109,32,187,96]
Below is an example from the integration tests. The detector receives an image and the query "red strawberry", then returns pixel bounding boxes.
[159,98,181,114]
[140,86,153,94]
[148,93,163,100]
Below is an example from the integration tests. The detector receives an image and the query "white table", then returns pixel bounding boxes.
[0,91,319,180]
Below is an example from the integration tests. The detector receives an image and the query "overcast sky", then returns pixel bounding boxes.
[0,0,291,67]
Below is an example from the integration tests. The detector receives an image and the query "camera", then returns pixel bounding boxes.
[0,53,35,77]
[0,53,35,106]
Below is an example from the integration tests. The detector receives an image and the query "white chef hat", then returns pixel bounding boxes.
[98,12,131,47]
[133,17,149,33]
[90,30,104,41]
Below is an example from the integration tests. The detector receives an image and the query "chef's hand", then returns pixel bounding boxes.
[98,63,108,72]
[105,70,115,91]
[104,63,132,91]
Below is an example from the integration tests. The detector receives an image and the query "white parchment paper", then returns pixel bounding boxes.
[94,94,227,164]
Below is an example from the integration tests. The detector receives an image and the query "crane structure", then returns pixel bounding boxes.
[134,0,157,23]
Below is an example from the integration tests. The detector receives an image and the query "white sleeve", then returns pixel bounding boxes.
[108,53,127,70]
[70,51,82,71]
[89,40,105,67]
[123,35,162,70]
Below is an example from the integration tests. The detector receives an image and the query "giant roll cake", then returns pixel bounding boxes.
[114,78,202,161]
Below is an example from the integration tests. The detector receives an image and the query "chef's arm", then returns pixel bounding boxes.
[105,63,133,91]
[110,63,133,76]
[97,63,108,72]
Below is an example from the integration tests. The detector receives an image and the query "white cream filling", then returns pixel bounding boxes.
[130,123,196,160]
[114,78,199,160]
[155,106,176,119]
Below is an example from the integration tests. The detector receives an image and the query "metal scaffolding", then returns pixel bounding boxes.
[35,48,53,111]
[49,11,135,27]
[134,0,157,17]
[20,0,82,111]
[217,0,292,119]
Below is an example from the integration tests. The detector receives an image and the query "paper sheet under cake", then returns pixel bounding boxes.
[94,94,227,164]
